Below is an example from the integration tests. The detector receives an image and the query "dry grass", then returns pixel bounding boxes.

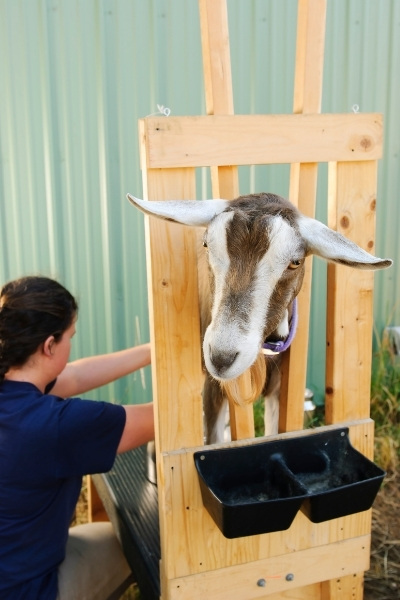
[120,584,141,599]
[364,332,400,599]
[371,333,400,475]
[364,472,400,599]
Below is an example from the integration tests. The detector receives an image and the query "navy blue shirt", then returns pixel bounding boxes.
[0,380,126,599]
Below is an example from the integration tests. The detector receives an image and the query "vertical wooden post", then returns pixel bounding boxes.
[282,4,368,598]
[139,121,205,455]
[199,0,238,199]
[139,118,205,594]
[321,573,364,600]
[324,163,376,600]
[280,0,327,433]
[199,0,254,440]
[325,161,378,424]
[87,475,108,522]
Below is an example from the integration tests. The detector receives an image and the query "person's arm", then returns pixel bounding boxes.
[51,343,151,398]
[117,402,155,454]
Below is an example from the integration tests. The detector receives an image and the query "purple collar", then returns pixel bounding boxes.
[262,298,298,355]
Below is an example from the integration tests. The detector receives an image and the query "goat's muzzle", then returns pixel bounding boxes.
[220,353,267,405]
[208,347,239,376]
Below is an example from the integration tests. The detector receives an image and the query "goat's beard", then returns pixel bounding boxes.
[219,352,266,405]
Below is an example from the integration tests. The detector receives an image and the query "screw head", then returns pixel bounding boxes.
[286,573,294,581]
[257,578,266,587]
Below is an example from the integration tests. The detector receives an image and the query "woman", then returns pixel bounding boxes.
[0,275,154,600]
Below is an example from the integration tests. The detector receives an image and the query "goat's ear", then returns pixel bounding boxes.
[127,195,229,227]
[298,215,392,270]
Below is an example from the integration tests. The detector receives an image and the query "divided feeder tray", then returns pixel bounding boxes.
[194,428,385,538]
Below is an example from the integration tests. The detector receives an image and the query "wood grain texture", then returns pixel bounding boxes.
[165,536,370,600]
[158,421,374,581]
[142,113,383,169]
[280,0,327,434]
[325,161,378,424]
[140,167,205,454]
[139,2,380,597]
[198,0,254,441]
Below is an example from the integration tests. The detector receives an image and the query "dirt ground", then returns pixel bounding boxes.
[364,472,400,599]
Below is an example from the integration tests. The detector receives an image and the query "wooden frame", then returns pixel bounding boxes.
[137,1,382,598]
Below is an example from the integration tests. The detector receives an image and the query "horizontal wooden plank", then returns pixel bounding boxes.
[142,114,382,169]
[165,535,370,600]
[166,419,375,458]
[256,583,321,600]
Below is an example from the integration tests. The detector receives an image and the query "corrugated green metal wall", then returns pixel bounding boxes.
[0,0,398,406]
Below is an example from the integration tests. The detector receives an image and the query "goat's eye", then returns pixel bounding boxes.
[288,259,302,270]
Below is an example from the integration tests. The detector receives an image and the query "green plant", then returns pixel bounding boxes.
[371,327,400,473]
[253,396,265,437]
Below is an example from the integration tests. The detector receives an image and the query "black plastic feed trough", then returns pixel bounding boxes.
[194,428,385,538]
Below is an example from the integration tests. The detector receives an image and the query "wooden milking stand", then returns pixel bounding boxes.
[137,1,382,598]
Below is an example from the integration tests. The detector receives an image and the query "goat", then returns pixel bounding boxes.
[127,192,392,443]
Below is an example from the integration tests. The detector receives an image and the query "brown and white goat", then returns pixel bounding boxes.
[128,192,392,443]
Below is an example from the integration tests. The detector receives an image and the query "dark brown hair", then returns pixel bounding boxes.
[0,276,78,381]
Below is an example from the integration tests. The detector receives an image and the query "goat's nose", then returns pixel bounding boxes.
[209,347,238,372]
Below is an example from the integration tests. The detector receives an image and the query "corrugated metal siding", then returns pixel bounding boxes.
[324,0,400,324]
[0,0,399,406]
[314,0,400,401]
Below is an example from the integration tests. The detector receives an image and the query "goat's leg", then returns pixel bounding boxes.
[203,374,228,444]
[263,356,281,436]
